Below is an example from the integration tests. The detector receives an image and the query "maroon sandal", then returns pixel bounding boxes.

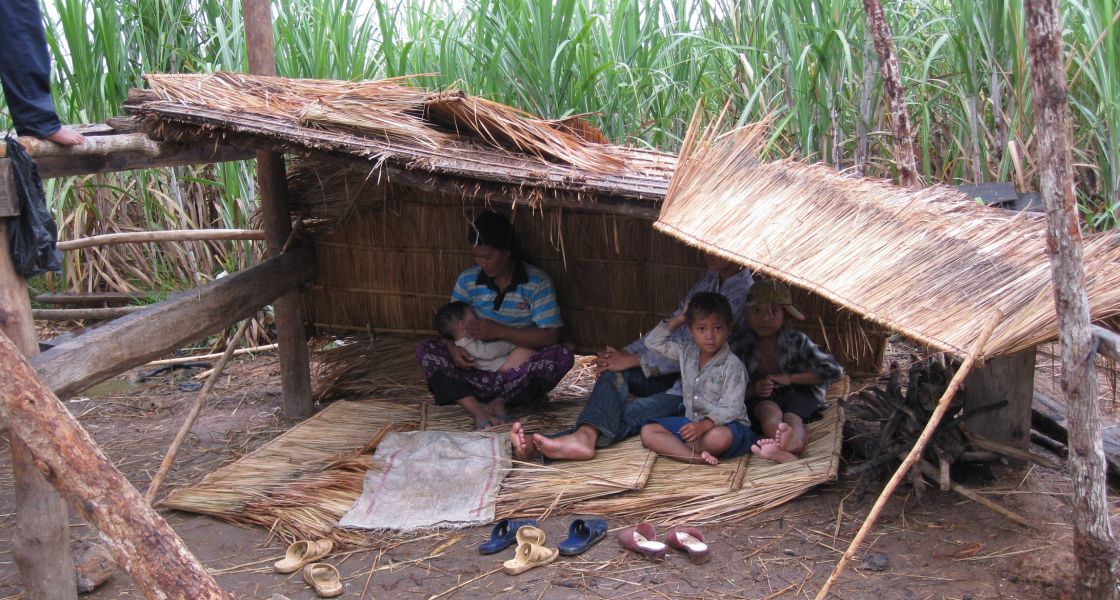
[617,522,667,560]
[666,527,710,564]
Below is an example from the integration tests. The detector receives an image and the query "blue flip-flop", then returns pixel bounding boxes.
[479,518,538,555]
[558,517,609,556]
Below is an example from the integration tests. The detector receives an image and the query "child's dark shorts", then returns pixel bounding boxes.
[748,385,823,423]
[649,416,759,459]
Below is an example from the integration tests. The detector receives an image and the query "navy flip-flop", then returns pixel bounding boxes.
[558,517,609,556]
[479,518,538,554]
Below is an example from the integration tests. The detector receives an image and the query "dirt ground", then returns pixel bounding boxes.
[2,349,1118,600]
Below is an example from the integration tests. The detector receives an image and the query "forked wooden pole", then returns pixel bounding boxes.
[815,311,1002,600]
[144,319,251,505]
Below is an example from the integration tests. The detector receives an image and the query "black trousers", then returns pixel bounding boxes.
[0,0,62,138]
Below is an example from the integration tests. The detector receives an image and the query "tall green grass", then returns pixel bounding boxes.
[1,0,1118,295]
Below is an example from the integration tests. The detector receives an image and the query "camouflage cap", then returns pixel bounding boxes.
[747,280,806,320]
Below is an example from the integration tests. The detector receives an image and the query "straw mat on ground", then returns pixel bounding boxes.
[657,115,1120,358]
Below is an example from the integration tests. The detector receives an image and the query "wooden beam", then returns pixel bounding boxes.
[1026,0,1120,593]
[245,0,314,419]
[0,158,17,217]
[1092,325,1120,363]
[35,291,149,306]
[960,347,1035,450]
[0,333,231,599]
[56,229,265,251]
[32,246,315,399]
[33,307,144,321]
[0,133,254,178]
[1,220,78,599]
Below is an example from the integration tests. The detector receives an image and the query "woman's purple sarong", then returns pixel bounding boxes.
[416,339,574,406]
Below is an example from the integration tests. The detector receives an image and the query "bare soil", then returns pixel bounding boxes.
[1,351,1117,600]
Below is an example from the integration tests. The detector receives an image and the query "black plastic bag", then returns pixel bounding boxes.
[5,134,61,279]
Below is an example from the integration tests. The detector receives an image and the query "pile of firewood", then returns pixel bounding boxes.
[841,355,1058,526]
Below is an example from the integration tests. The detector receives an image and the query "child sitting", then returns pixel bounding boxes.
[638,292,760,465]
[734,280,844,463]
[436,302,534,373]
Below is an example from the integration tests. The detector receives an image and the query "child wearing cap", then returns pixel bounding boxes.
[733,280,844,462]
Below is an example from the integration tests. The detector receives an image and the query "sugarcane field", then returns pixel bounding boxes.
[1,1,1118,599]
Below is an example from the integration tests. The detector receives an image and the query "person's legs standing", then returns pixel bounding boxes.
[0,0,62,138]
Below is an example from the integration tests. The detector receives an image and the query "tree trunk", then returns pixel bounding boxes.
[1025,0,1120,596]
[862,0,921,188]
[0,221,78,600]
[0,333,231,599]
[244,0,314,419]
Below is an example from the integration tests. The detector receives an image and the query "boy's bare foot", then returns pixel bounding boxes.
[774,422,797,453]
[531,428,596,461]
[509,422,540,461]
[752,438,797,463]
[700,451,719,466]
[42,127,85,146]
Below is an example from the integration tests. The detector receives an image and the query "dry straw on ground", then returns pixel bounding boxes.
[161,336,843,547]
[657,112,1120,359]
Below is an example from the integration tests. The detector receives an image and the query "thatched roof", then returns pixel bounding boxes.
[124,73,674,212]
[656,119,1120,358]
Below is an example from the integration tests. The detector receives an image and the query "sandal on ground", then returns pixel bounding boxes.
[302,562,343,598]
[617,522,667,560]
[514,524,547,546]
[558,517,609,556]
[273,539,333,573]
[666,527,710,564]
[502,541,558,575]
[479,518,539,555]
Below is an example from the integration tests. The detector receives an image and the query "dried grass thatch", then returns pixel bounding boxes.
[658,115,1120,358]
[138,72,632,175]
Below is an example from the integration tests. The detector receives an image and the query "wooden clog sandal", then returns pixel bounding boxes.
[302,562,343,598]
[502,541,559,575]
[274,539,333,574]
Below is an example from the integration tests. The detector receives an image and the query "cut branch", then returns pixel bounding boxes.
[56,229,264,251]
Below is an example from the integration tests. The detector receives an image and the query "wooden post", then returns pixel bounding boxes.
[0,333,231,599]
[243,0,313,418]
[1025,0,1120,596]
[0,220,78,600]
[862,0,921,188]
[816,311,1002,600]
[961,347,1035,450]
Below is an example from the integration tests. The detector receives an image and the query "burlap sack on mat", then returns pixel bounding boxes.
[339,431,511,531]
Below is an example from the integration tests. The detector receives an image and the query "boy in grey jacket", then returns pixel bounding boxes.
[640,292,773,465]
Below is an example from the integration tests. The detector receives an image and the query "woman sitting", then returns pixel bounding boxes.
[416,211,574,429]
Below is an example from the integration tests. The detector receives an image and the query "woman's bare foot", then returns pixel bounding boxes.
[42,127,85,146]
[700,451,720,466]
[752,438,797,463]
[531,427,597,461]
[488,397,511,423]
[509,422,540,461]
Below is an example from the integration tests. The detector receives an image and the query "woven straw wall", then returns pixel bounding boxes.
[301,182,885,374]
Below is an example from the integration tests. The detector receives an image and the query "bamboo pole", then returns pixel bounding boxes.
[144,320,251,504]
[0,220,78,600]
[1026,0,1120,595]
[0,332,231,599]
[244,0,313,419]
[815,311,1001,600]
[862,0,921,188]
[56,229,264,251]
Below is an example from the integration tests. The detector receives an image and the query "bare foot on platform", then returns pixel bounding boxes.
[774,422,796,453]
[700,451,719,466]
[531,426,596,461]
[42,126,85,146]
[509,422,540,461]
[752,437,797,463]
